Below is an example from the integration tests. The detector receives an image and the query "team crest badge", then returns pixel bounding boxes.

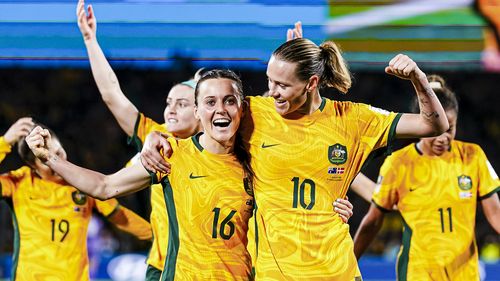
[328,143,347,165]
[72,191,87,205]
[457,175,472,190]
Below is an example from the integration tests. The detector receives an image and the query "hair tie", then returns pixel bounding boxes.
[429,81,442,90]
[180,79,197,89]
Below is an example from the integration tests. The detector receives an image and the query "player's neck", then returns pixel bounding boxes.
[296,91,322,115]
[199,133,234,155]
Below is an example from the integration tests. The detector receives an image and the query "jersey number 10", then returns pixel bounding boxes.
[292,177,316,210]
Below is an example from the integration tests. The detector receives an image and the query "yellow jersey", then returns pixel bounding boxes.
[129,112,170,271]
[241,96,401,280]
[372,141,500,281]
[0,138,120,281]
[151,134,254,280]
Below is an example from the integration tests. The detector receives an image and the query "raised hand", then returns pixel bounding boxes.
[334,197,354,223]
[286,21,303,41]
[77,0,97,43]
[385,54,425,81]
[140,131,172,174]
[25,126,53,162]
[3,117,34,145]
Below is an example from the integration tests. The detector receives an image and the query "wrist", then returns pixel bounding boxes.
[44,153,59,166]
[84,38,98,47]
[411,70,429,92]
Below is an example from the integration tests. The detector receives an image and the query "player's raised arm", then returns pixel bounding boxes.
[77,0,139,136]
[386,55,449,138]
[26,126,150,200]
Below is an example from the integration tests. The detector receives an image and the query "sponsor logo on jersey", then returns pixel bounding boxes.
[457,175,472,190]
[261,142,280,149]
[72,191,87,205]
[328,143,347,165]
[328,167,345,174]
[189,172,207,179]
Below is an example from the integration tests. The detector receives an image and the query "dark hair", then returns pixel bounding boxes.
[17,123,58,168]
[193,69,254,189]
[194,69,244,105]
[411,75,459,114]
[272,38,351,93]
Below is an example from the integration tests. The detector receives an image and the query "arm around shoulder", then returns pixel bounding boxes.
[26,126,151,200]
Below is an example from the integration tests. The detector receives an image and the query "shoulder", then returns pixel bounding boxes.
[385,144,416,164]
[4,166,32,181]
[454,140,487,162]
[454,140,481,151]
[324,99,387,117]
[246,96,274,113]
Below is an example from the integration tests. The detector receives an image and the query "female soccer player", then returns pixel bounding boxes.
[76,1,201,278]
[141,37,449,279]
[0,117,152,281]
[353,75,500,280]
[76,3,355,279]
[27,70,259,280]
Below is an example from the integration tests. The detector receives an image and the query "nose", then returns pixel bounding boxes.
[268,84,279,98]
[167,103,177,114]
[215,101,226,114]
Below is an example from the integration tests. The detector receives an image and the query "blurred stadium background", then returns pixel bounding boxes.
[1,0,499,280]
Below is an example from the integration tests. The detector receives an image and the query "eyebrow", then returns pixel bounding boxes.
[167,98,190,102]
[267,75,290,86]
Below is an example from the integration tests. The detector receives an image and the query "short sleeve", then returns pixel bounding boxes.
[127,112,168,152]
[372,155,401,211]
[94,198,121,218]
[0,174,15,199]
[0,137,12,163]
[0,167,29,199]
[356,104,402,155]
[475,146,500,200]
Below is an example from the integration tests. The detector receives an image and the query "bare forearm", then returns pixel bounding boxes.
[353,207,384,259]
[85,39,138,136]
[351,173,375,203]
[411,72,448,136]
[482,193,500,234]
[45,155,150,200]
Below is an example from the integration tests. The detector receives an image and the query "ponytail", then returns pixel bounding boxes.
[319,41,351,94]
[272,38,352,94]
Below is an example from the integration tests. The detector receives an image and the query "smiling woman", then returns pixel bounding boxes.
[26,69,257,280]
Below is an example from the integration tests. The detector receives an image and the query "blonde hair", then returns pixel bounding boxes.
[272,38,351,94]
